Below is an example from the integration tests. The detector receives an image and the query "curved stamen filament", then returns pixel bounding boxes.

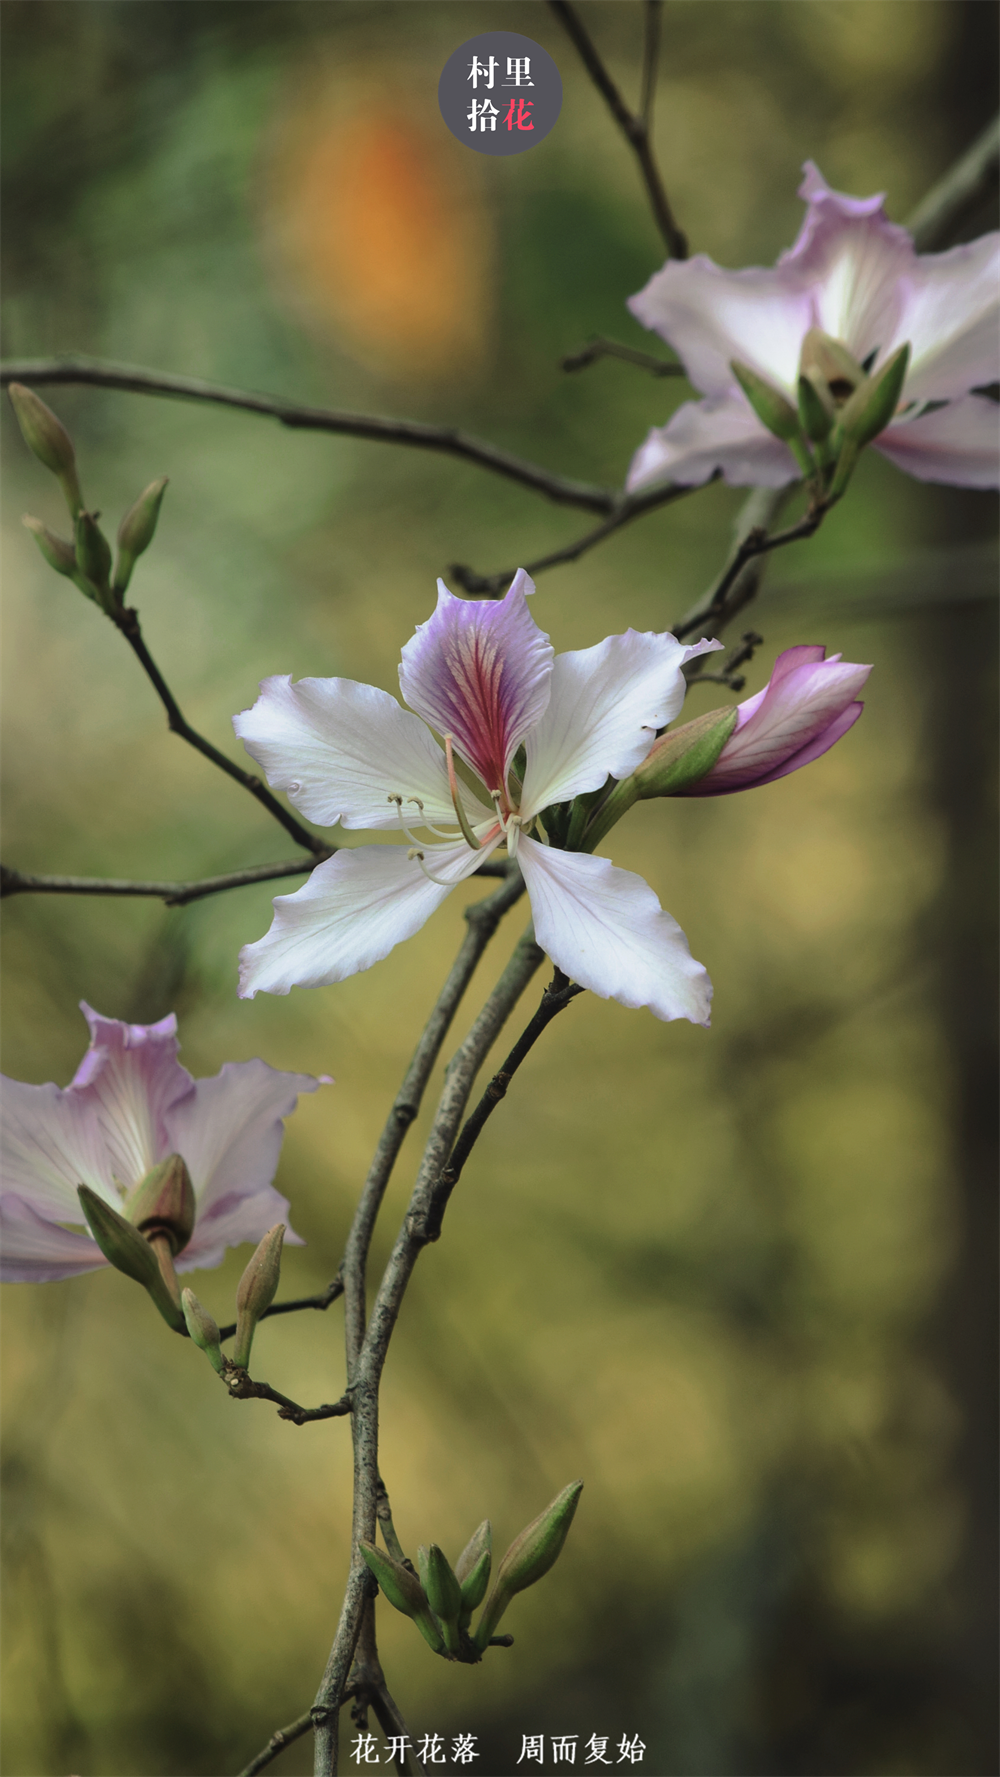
[407,846,458,888]
[444,736,485,852]
[407,797,457,841]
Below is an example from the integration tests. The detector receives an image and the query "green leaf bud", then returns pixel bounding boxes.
[22,515,78,578]
[423,1544,464,1651]
[76,1184,185,1332]
[455,1520,492,1627]
[114,477,168,594]
[837,343,911,452]
[632,706,738,799]
[359,1541,446,1654]
[125,1153,196,1254]
[473,1481,583,1652]
[74,511,115,610]
[8,383,84,515]
[181,1288,225,1374]
[232,1223,285,1369]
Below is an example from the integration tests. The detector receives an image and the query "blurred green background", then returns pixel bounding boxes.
[1,4,997,1774]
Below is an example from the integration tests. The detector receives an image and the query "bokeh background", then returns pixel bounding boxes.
[2,4,997,1774]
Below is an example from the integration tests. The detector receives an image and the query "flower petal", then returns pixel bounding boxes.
[517,837,712,1025]
[629,259,811,398]
[238,839,498,998]
[68,1005,195,1193]
[167,1059,324,1263]
[787,164,914,364]
[689,647,871,794]
[1,1076,120,1219]
[0,1194,107,1282]
[398,572,554,793]
[892,232,1000,401]
[875,395,1000,489]
[521,631,723,815]
[627,396,801,492]
[234,676,485,831]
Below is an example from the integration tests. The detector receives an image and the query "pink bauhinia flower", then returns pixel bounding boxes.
[626,162,999,493]
[1,1005,324,1283]
[233,572,723,1025]
[679,645,871,794]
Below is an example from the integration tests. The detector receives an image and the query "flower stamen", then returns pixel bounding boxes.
[406,846,456,888]
[444,736,485,852]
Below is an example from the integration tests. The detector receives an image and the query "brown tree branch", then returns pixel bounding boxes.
[548,0,687,259]
[561,335,684,376]
[0,357,615,515]
[0,857,326,906]
[237,1709,316,1777]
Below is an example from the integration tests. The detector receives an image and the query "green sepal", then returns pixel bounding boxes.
[455,1520,492,1628]
[632,706,738,799]
[729,361,802,442]
[74,511,116,613]
[359,1541,446,1654]
[837,343,910,452]
[473,1480,583,1652]
[125,1154,195,1254]
[76,1184,185,1331]
[424,1544,464,1651]
[797,374,834,443]
[114,477,168,594]
[22,515,78,577]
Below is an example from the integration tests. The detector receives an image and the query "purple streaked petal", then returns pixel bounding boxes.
[517,837,712,1026]
[71,1004,195,1190]
[893,233,1000,402]
[628,259,811,398]
[166,1058,323,1247]
[521,631,722,816]
[234,676,486,832]
[875,395,1000,489]
[398,571,554,794]
[686,649,871,794]
[238,838,499,998]
[1,1075,121,1219]
[786,164,914,363]
[627,397,801,493]
[0,1194,107,1282]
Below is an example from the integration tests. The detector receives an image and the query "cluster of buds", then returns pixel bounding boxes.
[730,327,910,505]
[9,382,167,618]
[359,1481,583,1662]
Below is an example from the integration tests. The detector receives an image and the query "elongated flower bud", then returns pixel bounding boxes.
[424,1544,464,1651]
[632,706,738,799]
[114,477,168,594]
[837,343,911,453]
[455,1520,492,1627]
[181,1288,225,1374]
[74,511,114,609]
[797,374,834,443]
[125,1154,196,1255]
[8,383,84,515]
[77,1184,186,1331]
[232,1223,284,1369]
[359,1541,446,1654]
[22,515,77,577]
[473,1481,583,1651]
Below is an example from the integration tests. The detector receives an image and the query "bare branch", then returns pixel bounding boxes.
[907,112,1000,251]
[561,335,683,377]
[549,0,687,258]
[221,1360,352,1427]
[449,476,713,596]
[237,1709,315,1777]
[0,357,615,515]
[0,857,326,906]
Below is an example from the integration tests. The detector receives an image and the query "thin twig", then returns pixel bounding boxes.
[0,857,326,905]
[449,476,712,597]
[673,486,794,647]
[906,112,1000,251]
[237,1709,315,1777]
[222,1361,352,1426]
[422,970,585,1243]
[109,605,327,855]
[216,1270,344,1343]
[0,357,615,515]
[675,505,826,643]
[561,335,684,376]
[549,0,687,258]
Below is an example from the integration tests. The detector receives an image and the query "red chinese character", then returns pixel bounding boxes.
[504,96,534,132]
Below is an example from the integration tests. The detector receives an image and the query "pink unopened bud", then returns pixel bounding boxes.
[680,646,871,796]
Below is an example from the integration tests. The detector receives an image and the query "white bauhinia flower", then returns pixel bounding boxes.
[626,162,1000,493]
[234,573,723,1025]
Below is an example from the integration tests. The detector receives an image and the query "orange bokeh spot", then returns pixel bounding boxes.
[271,100,491,378]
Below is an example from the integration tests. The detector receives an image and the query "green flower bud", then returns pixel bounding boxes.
[359,1541,446,1654]
[455,1520,492,1627]
[114,477,168,595]
[473,1481,583,1652]
[837,343,911,452]
[124,1154,196,1255]
[181,1288,225,1374]
[730,361,802,441]
[632,706,738,799]
[232,1223,285,1369]
[76,1184,185,1332]
[74,511,115,611]
[797,328,865,406]
[22,514,78,578]
[8,383,84,515]
[797,373,834,444]
[423,1544,464,1651]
